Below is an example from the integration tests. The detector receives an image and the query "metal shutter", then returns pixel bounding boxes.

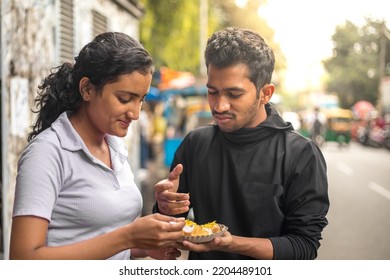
[92,10,108,38]
[59,0,74,64]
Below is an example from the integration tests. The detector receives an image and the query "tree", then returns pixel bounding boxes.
[323,18,390,108]
[213,0,285,75]
[139,0,219,74]
[139,0,285,79]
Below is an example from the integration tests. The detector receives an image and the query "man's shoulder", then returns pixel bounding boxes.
[285,130,316,149]
[180,125,218,149]
[187,124,217,138]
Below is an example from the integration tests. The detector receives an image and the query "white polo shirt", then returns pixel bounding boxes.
[13,112,143,260]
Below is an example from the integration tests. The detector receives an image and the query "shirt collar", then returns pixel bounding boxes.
[105,134,128,171]
[51,112,128,172]
[51,111,84,151]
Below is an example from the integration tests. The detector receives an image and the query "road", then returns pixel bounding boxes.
[317,141,390,260]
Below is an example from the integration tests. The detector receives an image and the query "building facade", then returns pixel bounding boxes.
[1,0,145,259]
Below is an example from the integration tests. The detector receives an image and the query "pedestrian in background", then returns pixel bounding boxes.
[310,106,327,146]
[154,27,329,260]
[10,32,184,260]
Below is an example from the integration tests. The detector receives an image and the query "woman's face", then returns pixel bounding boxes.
[206,63,268,133]
[84,72,152,138]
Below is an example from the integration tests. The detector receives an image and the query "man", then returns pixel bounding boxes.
[310,106,327,146]
[154,27,329,260]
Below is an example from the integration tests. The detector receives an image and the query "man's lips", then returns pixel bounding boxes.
[213,114,234,126]
[213,113,233,120]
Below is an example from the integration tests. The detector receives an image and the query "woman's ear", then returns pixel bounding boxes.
[260,83,275,104]
[79,77,93,101]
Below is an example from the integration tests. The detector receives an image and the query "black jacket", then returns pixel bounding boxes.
[158,104,329,259]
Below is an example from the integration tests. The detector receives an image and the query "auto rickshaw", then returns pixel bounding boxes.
[323,108,353,145]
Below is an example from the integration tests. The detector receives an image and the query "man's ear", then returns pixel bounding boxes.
[79,77,93,101]
[261,84,275,104]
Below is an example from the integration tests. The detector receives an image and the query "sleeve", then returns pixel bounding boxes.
[13,138,64,221]
[270,140,329,260]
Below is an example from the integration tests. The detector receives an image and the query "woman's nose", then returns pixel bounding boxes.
[127,106,140,120]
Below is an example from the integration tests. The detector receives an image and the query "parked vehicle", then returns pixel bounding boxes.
[323,108,353,146]
[299,108,352,147]
[357,116,390,150]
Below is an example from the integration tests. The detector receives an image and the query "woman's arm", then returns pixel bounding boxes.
[10,214,185,260]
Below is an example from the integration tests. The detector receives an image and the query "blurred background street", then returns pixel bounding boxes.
[318,142,390,259]
[1,0,390,260]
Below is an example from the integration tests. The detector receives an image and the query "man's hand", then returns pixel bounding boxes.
[154,164,190,215]
[176,231,234,253]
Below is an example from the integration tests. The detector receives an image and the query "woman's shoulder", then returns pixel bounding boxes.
[29,128,61,148]
[20,129,64,163]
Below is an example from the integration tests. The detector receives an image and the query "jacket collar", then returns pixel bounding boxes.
[220,103,294,145]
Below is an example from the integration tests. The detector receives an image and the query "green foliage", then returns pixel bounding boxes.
[323,18,390,108]
[139,0,285,79]
[213,0,285,73]
[139,0,219,74]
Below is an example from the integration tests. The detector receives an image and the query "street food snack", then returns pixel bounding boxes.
[181,220,228,243]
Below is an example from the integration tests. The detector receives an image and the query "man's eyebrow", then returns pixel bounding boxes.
[206,84,245,92]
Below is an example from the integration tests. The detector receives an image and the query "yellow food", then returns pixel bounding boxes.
[182,220,221,236]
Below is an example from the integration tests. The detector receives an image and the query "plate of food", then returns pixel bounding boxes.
[180,219,228,243]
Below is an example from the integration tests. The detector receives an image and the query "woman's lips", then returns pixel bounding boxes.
[119,120,131,128]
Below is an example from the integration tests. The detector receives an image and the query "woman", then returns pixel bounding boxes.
[10,32,184,260]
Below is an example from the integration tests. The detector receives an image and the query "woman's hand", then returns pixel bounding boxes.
[125,213,185,249]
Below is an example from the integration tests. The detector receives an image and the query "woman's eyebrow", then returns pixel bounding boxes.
[115,90,142,97]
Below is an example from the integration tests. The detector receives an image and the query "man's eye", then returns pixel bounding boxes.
[208,90,217,95]
[229,93,242,99]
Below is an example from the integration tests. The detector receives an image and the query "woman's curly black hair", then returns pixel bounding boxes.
[28,32,153,142]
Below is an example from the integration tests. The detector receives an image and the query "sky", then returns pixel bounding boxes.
[257,0,390,93]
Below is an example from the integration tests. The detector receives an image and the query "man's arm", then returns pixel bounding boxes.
[178,232,274,260]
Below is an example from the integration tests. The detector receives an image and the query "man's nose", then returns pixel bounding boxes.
[213,95,230,112]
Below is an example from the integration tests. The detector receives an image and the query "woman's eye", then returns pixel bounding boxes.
[118,97,131,103]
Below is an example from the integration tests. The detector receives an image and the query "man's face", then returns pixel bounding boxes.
[206,63,263,132]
